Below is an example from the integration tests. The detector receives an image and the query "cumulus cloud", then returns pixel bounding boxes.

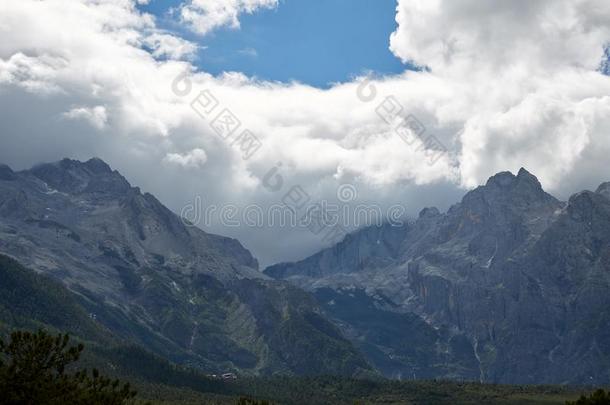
[143,33,198,60]
[63,106,108,130]
[0,0,609,265]
[179,0,278,36]
[163,148,208,168]
[389,0,610,190]
[390,0,610,75]
[0,53,66,94]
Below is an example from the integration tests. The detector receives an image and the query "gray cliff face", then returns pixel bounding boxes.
[0,158,258,289]
[265,169,610,384]
[0,158,371,377]
[265,222,410,280]
[596,182,610,200]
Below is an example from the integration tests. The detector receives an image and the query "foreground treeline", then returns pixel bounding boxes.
[566,389,610,405]
[0,329,607,405]
[0,330,137,405]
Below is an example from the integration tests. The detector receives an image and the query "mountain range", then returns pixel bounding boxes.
[265,168,610,385]
[0,158,370,377]
[0,158,609,385]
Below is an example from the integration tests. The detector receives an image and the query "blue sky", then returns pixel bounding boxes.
[139,0,407,88]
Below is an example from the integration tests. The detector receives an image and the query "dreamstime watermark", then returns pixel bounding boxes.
[260,161,366,244]
[356,77,448,165]
[336,183,358,203]
[180,191,406,232]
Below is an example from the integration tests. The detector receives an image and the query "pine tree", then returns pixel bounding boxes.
[0,329,137,405]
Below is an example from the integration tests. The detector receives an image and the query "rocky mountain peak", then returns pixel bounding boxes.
[511,167,549,199]
[596,182,610,200]
[0,164,16,181]
[517,166,540,182]
[464,167,556,212]
[566,189,610,222]
[53,157,113,175]
[29,157,130,195]
[82,157,113,174]
[484,167,542,191]
[418,207,440,219]
[485,170,515,188]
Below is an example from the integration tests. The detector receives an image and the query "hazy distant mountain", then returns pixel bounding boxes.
[265,168,610,384]
[0,158,371,377]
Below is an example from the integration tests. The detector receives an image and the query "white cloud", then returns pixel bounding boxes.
[238,47,258,58]
[179,0,278,35]
[143,33,198,60]
[163,148,208,168]
[0,53,67,94]
[390,0,610,75]
[389,0,610,190]
[0,0,609,265]
[63,106,108,130]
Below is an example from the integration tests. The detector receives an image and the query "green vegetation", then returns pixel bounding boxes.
[566,389,610,405]
[210,377,584,405]
[126,375,588,405]
[0,327,594,405]
[0,255,599,404]
[0,329,136,405]
[0,254,110,343]
[236,398,272,405]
